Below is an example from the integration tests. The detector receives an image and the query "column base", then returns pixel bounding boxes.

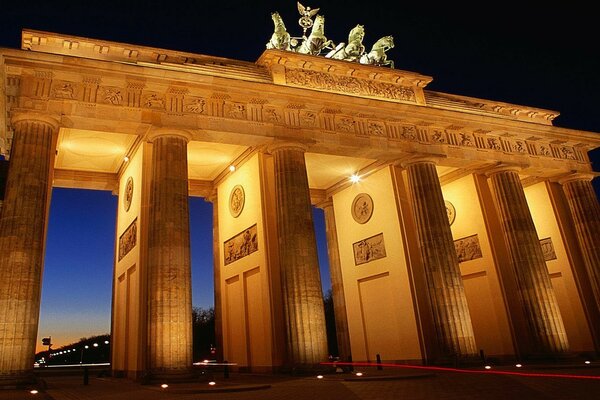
[520,351,579,364]
[0,371,37,389]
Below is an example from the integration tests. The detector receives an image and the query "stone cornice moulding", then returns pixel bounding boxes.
[483,163,527,177]
[557,172,600,185]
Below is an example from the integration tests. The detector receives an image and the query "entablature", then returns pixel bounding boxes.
[2,43,599,179]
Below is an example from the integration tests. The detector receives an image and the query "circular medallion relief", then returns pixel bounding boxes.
[124,177,134,212]
[351,193,374,224]
[445,200,456,226]
[229,185,245,218]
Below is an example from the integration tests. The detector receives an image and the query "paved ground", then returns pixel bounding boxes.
[1,363,600,399]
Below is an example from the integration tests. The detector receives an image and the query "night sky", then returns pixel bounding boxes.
[1,1,598,351]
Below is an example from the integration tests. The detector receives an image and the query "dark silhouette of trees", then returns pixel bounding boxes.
[192,306,216,361]
[323,289,338,357]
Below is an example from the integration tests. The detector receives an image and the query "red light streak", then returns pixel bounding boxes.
[320,362,600,380]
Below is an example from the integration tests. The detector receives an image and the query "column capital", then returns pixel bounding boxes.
[11,112,60,132]
[146,127,193,143]
[483,163,524,177]
[266,141,308,154]
[557,172,598,185]
[399,154,445,169]
[315,198,334,210]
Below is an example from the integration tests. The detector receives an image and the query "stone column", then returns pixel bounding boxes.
[487,166,569,355]
[270,142,328,367]
[320,200,351,362]
[206,190,223,362]
[147,130,193,375]
[559,174,600,309]
[404,158,477,360]
[0,114,58,384]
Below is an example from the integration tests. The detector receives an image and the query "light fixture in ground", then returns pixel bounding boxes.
[161,384,168,389]
[585,361,591,365]
[484,365,491,370]
[30,390,39,394]
[316,375,323,379]
[515,364,522,368]
[208,381,216,386]
[355,372,363,377]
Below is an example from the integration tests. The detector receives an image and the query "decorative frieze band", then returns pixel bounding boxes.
[11,73,587,164]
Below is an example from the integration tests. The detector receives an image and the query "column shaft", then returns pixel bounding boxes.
[405,160,477,359]
[561,177,600,309]
[0,119,56,382]
[272,144,328,366]
[489,169,569,355]
[210,192,223,362]
[322,202,351,361]
[147,135,193,372]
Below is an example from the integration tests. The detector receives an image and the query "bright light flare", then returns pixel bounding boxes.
[229,165,236,172]
[349,174,360,183]
[123,156,129,162]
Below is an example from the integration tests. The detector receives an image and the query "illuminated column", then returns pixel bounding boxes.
[559,174,600,309]
[0,114,58,384]
[404,158,478,359]
[270,142,328,367]
[320,200,351,361]
[147,130,193,374]
[487,166,569,355]
[206,190,223,361]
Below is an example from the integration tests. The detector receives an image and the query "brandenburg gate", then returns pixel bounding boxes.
[1,7,599,384]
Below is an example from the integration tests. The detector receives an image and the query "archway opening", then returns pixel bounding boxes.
[36,188,116,365]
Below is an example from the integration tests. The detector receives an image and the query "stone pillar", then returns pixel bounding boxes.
[487,166,569,355]
[404,158,477,360]
[320,200,351,362]
[207,190,223,362]
[559,174,600,309]
[147,130,193,375]
[0,115,58,384]
[270,143,328,367]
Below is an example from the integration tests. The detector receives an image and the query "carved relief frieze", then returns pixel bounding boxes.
[284,68,416,103]
[540,237,557,261]
[51,81,78,99]
[183,96,206,114]
[224,224,258,266]
[299,110,317,127]
[455,234,483,263]
[99,87,124,105]
[118,218,137,261]
[353,233,386,265]
[335,115,356,133]
[225,101,247,119]
[247,99,267,122]
[430,129,447,144]
[513,140,527,153]
[263,106,283,123]
[142,92,165,109]
[367,120,386,136]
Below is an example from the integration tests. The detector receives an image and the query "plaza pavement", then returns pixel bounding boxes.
[1,363,600,399]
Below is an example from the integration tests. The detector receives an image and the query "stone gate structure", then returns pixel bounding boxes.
[1,29,599,383]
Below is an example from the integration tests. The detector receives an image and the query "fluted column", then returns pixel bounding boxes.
[488,166,569,355]
[320,200,351,361]
[560,174,600,309]
[270,143,328,367]
[147,130,193,374]
[404,159,477,359]
[0,115,58,384]
[206,190,223,362]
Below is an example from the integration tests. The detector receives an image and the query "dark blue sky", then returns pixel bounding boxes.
[2,1,598,349]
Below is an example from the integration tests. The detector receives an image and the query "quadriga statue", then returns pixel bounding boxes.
[266,12,291,51]
[296,15,333,56]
